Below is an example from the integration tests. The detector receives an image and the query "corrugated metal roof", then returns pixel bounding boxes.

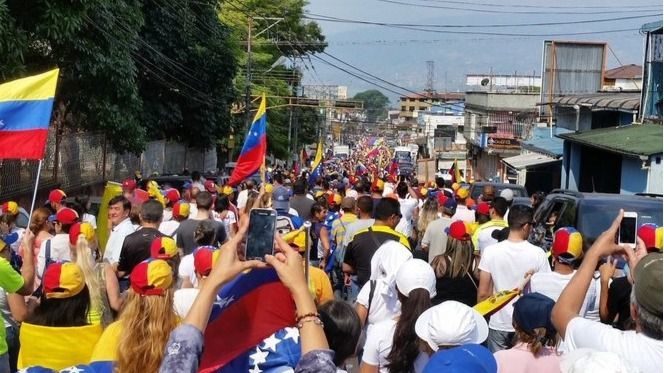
[557,124,663,157]
[641,21,663,33]
[502,153,560,170]
[521,127,573,157]
[551,92,640,112]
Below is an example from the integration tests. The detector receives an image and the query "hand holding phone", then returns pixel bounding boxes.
[245,208,277,261]
[619,211,638,248]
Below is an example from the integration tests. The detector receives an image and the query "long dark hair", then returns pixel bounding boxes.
[319,301,361,367]
[28,286,91,327]
[386,288,432,372]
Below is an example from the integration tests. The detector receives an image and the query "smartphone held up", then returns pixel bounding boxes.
[245,208,277,261]
[618,211,638,248]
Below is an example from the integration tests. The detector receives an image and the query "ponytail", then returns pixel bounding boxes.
[386,289,432,372]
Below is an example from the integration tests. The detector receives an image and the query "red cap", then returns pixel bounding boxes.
[436,192,448,207]
[48,208,79,225]
[131,189,150,205]
[204,180,217,193]
[68,222,95,246]
[476,202,491,216]
[48,189,67,204]
[446,220,471,241]
[130,260,173,296]
[150,237,178,260]
[194,247,220,277]
[164,188,180,204]
[122,178,137,191]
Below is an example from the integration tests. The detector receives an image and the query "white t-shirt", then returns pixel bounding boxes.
[422,217,453,263]
[162,209,173,223]
[477,226,503,254]
[356,281,400,327]
[220,211,237,239]
[564,316,663,373]
[236,189,250,210]
[362,318,428,373]
[8,227,24,254]
[396,198,418,238]
[178,254,198,288]
[37,234,71,278]
[451,205,476,223]
[173,288,200,318]
[103,218,135,264]
[529,271,592,317]
[478,239,551,331]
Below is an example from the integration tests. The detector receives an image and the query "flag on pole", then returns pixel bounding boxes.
[0,69,59,160]
[449,159,463,183]
[228,93,268,186]
[307,140,323,186]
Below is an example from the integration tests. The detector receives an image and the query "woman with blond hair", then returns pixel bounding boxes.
[69,222,111,327]
[18,208,52,289]
[91,259,177,373]
[430,220,477,307]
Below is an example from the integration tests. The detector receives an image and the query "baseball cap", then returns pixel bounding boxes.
[204,180,217,193]
[341,197,356,210]
[48,208,79,225]
[272,186,291,211]
[416,301,488,351]
[456,188,469,200]
[150,236,178,260]
[551,227,583,263]
[499,188,514,202]
[42,262,86,299]
[1,201,18,215]
[48,189,67,204]
[327,193,342,206]
[395,259,436,298]
[633,252,663,317]
[194,246,220,277]
[446,220,471,241]
[513,292,556,334]
[436,192,448,207]
[164,188,180,205]
[371,179,385,192]
[68,222,96,246]
[475,202,490,216]
[423,344,496,373]
[172,201,190,219]
[637,223,663,252]
[443,196,458,211]
[130,259,173,296]
[122,178,137,191]
[221,185,234,196]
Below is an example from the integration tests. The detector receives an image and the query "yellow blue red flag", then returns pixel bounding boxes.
[0,69,59,160]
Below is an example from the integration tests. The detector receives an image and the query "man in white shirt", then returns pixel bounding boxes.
[472,197,509,255]
[395,181,419,239]
[103,196,135,265]
[422,194,455,262]
[552,212,663,373]
[478,204,551,352]
[451,188,475,223]
[235,179,255,212]
[37,208,79,278]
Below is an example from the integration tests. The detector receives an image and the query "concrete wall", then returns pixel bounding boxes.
[465,92,540,111]
[620,157,648,194]
[555,106,592,131]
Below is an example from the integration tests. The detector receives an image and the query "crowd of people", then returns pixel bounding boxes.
[0,153,660,372]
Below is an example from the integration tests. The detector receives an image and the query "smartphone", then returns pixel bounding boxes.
[619,211,638,248]
[245,208,277,261]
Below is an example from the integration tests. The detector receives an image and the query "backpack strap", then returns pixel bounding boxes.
[366,279,377,323]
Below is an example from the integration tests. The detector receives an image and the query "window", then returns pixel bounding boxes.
[409,106,415,111]
[419,107,426,111]
[401,106,406,111]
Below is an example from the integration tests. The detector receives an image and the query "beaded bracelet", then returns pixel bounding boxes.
[296,316,324,329]
[295,312,319,324]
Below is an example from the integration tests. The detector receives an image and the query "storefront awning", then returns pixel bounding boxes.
[502,153,560,170]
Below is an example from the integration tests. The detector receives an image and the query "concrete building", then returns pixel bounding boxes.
[463,91,540,182]
[603,64,643,91]
[416,102,466,169]
[398,92,464,129]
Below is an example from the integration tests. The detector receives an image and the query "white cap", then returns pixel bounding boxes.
[499,188,514,202]
[415,301,488,352]
[346,189,359,199]
[560,348,639,373]
[395,259,436,298]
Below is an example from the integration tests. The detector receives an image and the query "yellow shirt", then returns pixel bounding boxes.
[90,320,122,363]
[18,322,103,370]
[308,266,334,305]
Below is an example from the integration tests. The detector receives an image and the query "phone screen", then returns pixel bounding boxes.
[619,215,637,245]
[245,209,277,260]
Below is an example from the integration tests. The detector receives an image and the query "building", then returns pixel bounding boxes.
[466,74,541,91]
[640,21,663,122]
[463,91,540,182]
[416,102,466,168]
[302,85,348,100]
[603,64,643,91]
[397,92,465,130]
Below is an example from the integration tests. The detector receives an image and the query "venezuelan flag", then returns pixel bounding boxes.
[0,69,59,160]
[307,140,323,186]
[228,93,267,186]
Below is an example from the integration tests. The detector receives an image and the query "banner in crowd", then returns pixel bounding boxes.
[228,94,267,186]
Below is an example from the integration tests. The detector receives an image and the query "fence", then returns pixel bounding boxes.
[0,128,217,201]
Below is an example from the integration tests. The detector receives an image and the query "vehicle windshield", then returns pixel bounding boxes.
[470,184,527,200]
[578,199,663,244]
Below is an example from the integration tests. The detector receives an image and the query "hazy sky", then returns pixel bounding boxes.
[302,0,661,104]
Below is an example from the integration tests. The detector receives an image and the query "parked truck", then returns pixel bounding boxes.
[333,145,351,159]
[394,146,416,176]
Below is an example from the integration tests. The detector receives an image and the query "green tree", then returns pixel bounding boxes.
[353,89,390,124]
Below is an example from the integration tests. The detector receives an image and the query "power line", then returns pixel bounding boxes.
[413,0,659,10]
[376,0,660,15]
